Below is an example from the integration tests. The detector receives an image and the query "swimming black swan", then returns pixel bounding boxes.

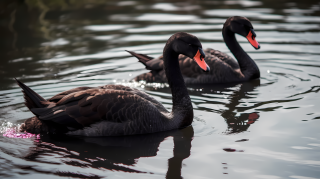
[16,32,209,136]
[127,16,260,84]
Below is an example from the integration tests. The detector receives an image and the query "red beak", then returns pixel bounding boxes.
[194,48,210,72]
[246,30,260,49]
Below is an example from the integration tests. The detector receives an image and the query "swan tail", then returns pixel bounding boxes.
[126,50,164,71]
[19,116,49,133]
[15,79,76,134]
[14,78,47,111]
[126,50,154,67]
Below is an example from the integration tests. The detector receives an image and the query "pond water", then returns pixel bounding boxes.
[0,0,320,178]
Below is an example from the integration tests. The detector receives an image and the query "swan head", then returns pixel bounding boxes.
[170,32,210,72]
[225,16,260,50]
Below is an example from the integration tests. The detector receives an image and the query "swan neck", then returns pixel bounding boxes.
[222,26,260,79]
[163,43,193,127]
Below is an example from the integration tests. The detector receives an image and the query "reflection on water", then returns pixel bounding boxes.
[0,0,320,178]
[220,80,261,134]
[4,126,193,178]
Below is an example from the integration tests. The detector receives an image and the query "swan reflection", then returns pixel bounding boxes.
[221,80,261,134]
[24,126,194,178]
[187,79,261,134]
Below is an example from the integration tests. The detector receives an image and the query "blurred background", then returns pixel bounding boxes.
[0,0,320,178]
[1,0,319,88]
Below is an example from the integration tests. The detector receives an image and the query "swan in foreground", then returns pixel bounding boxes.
[127,16,260,84]
[16,32,209,136]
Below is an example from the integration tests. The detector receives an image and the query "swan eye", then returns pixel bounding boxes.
[189,44,198,47]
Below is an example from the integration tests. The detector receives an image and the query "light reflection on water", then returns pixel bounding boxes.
[0,0,320,178]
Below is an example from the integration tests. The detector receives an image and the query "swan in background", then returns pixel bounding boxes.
[16,32,209,136]
[127,16,260,84]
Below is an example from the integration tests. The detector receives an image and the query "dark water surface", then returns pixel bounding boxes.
[1,0,320,178]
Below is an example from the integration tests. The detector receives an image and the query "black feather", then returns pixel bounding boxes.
[15,78,47,110]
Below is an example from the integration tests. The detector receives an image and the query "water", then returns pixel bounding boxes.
[0,0,320,178]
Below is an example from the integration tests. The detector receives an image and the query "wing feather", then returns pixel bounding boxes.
[48,87,94,102]
[132,48,242,84]
[204,48,239,69]
[31,85,168,132]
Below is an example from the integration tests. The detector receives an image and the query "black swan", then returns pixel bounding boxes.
[16,32,209,136]
[127,16,260,84]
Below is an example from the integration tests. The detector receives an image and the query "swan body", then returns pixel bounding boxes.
[17,32,209,136]
[128,16,260,84]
